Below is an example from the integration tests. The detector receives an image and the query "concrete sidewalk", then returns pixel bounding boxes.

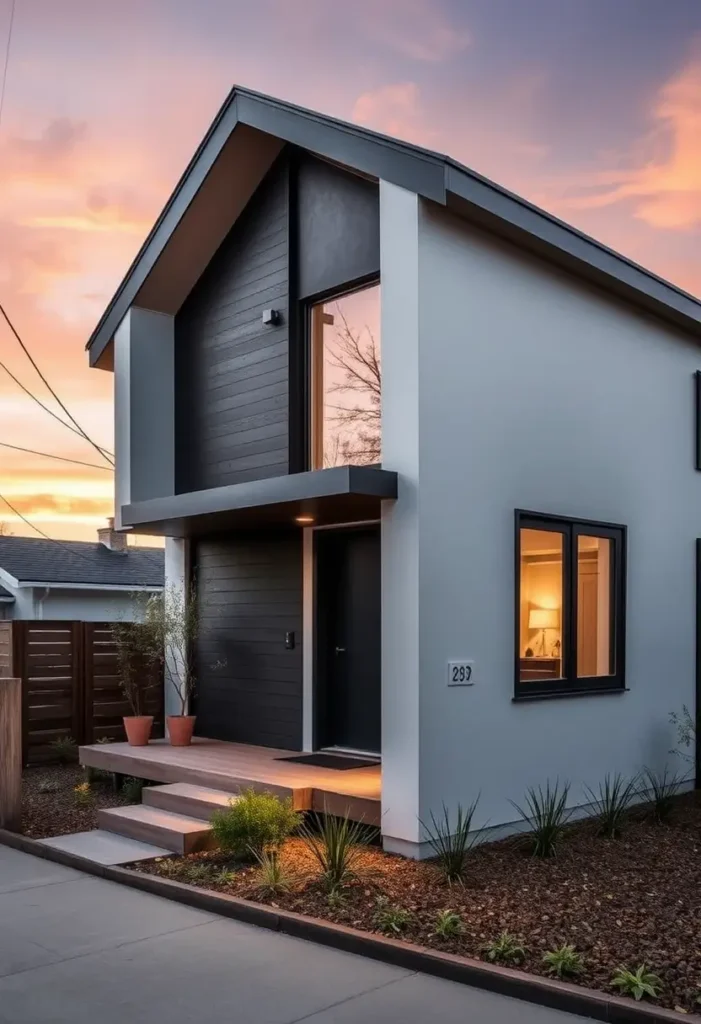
[0,844,584,1023]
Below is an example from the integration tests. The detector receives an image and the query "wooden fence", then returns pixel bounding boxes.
[0,620,163,764]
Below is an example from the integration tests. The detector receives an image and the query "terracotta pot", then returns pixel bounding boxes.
[167,715,196,746]
[123,715,153,746]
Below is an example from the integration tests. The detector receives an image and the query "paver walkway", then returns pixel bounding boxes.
[0,844,587,1023]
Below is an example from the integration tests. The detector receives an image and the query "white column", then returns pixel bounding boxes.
[164,537,190,717]
[113,307,175,529]
[379,181,422,852]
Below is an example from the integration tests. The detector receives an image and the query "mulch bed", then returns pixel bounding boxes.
[135,797,701,1015]
[21,764,128,839]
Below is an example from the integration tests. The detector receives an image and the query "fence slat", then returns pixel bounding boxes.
[17,619,164,761]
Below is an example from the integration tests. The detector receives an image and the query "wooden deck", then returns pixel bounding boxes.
[79,738,382,825]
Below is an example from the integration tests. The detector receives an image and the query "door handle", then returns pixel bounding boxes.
[334,646,346,654]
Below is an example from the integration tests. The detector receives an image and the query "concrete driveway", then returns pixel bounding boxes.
[0,845,585,1023]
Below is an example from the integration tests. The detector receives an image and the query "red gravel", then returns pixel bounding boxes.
[136,797,701,1014]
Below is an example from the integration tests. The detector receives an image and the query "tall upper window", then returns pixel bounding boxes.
[516,512,626,698]
[309,283,381,469]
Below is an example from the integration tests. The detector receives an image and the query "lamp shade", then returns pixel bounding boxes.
[528,607,559,630]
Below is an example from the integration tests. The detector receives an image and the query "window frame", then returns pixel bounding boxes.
[304,277,381,473]
[514,510,627,700]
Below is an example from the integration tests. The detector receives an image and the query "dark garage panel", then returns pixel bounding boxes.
[193,532,303,750]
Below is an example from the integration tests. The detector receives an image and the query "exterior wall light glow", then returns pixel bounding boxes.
[295,516,315,525]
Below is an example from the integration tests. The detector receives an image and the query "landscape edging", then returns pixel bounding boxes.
[0,827,693,1024]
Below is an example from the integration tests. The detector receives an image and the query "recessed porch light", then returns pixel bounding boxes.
[295,515,315,525]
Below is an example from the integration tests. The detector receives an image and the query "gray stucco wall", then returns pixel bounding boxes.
[6,587,154,621]
[412,201,698,836]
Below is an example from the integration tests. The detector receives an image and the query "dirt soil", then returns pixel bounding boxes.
[136,798,701,1015]
[21,764,127,839]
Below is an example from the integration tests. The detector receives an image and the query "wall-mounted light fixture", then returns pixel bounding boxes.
[262,308,280,326]
[295,515,315,525]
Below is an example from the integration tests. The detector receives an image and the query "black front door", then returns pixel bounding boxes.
[316,526,381,753]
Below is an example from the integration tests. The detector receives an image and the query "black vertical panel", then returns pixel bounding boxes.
[297,155,380,301]
[175,156,291,492]
[193,532,303,750]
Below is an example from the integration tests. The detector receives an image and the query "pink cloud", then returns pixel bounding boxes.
[539,51,701,231]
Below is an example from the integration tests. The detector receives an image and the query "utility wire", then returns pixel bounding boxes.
[0,303,115,465]
[0,0,15,134]
[0,490,116,566]
[0,348,115,452]
[0,441,113,471]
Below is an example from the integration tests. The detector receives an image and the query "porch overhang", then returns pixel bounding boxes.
[121,466,397,537]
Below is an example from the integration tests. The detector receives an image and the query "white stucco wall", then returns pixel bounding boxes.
[414,201,698,838]
[380,188,700,851]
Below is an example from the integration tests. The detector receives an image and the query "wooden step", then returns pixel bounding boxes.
[143,783,236,822]
[97,805,216,855]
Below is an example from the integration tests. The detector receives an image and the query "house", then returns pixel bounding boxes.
[0,521,164,621]
[85,86,701,858]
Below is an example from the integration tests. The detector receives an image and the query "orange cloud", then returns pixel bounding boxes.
[542,51,701,231]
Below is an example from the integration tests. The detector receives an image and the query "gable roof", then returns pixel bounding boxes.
[87,85,701,369]
[0,535,164,588]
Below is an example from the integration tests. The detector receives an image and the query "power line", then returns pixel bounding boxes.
[0,303,115,466]
[0,0,15,134]
[0,441,113,471]
[0,490,113,566]
[0,347,115,453]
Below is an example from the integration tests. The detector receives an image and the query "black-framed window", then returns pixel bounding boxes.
[515,511,626,699]
[307,281,381,470]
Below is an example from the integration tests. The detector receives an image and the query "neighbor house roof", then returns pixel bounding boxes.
[0,536,164,588]
[86,85,701,369]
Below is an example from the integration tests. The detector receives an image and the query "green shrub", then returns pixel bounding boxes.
[434,909,463,938]
[211,789,301,859]
[484,931,526,965]
[611,965,662,1001]
[37,778,60,794]
[585,773,637,839]
[121,777,145,804]
[641,766,682,823]
[420,798,480,883]
[252,849,291,896]
[511,780,571,857]
[374,899,411,935]
[74,781,93,807]
[50,736,78,764]
[543,943,583,978]
[299,808,372,892]
[181,862,214,884]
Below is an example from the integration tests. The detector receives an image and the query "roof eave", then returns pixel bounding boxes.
[86,86,701,369]
[444,165,701,338]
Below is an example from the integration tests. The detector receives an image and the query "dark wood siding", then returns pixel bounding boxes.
[193,533,303,750]
[175,157,290,492]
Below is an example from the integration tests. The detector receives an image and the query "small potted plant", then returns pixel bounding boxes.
[162,581,199,746]
[113,598,162,746]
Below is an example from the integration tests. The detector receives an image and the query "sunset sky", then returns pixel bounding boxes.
[0,0,699,540]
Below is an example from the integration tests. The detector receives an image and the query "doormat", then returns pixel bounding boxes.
[277,753,380,771]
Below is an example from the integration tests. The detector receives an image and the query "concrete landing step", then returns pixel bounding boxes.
[39,830,171,865]
[143,783,236,822]
[97,805,216,855]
